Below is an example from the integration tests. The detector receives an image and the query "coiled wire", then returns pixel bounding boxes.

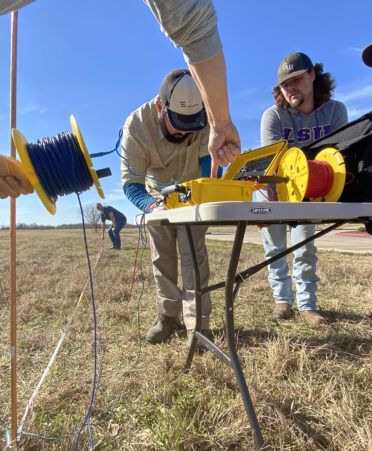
[27,132,93,198]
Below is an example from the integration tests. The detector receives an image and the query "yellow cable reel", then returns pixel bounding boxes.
[12,115,105,215]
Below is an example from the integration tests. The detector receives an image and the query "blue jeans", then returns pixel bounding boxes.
[254,188,319,311]
[108,218,126,249]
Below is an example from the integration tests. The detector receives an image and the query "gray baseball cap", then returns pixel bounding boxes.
[159,69,207,132]
[362,43,372,67]
[277,52,313,85]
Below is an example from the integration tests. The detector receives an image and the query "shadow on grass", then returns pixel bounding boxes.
[233,326,371,355]
[321,308,372,323]
[210,327,277,348]
[209,313,371,358]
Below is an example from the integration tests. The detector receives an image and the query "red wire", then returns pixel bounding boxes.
[99,204,162,336]
[344,171,356,185]
[84,221,143,338]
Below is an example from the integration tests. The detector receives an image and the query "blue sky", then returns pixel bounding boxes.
[0,0,371,226]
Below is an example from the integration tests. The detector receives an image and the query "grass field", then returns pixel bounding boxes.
[0,227,371,450]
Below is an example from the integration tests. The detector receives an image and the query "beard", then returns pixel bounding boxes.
[159,111,191,143]
[288,92,304,108]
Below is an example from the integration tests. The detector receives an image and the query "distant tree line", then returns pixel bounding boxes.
[0,223,136,230]
[1,223,93,230]
[0,204,135,231]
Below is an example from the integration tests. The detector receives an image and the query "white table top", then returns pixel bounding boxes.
[145,201,372,226]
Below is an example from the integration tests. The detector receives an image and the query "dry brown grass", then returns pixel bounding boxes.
[0,228,371,450]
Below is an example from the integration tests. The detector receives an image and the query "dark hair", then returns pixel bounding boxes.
[272,63,336,109]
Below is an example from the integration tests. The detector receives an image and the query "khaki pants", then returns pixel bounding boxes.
[148,224,211,330]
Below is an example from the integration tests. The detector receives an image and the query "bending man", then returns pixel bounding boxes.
[121,69,215,347]
[96,203,126,250]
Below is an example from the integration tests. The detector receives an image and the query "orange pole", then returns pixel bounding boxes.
[10,10,18,446]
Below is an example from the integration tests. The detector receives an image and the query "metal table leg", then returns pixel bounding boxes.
[183,222,264,449]
[184,224,202,369]
[225,222,264,449]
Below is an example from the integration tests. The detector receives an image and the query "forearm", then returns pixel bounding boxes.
[123,182,155,212]
[189,50,230,129]
[189,51,241,174]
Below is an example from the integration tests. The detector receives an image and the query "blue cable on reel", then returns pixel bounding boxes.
[12,115,111,214]
[27,133,94,198]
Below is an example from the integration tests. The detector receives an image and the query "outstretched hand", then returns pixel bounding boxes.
[0,154,34,199]
[208,120,241,178]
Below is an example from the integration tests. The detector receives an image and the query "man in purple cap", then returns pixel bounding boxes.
[121,69,216,347]
[362,43,372,67]
[256,52,348,326]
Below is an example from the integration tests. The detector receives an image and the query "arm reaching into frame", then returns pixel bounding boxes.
[144,0,241,175]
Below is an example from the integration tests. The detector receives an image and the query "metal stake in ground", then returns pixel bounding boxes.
[9,9,18,446]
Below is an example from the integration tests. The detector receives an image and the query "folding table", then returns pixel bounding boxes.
[146,201,372,449]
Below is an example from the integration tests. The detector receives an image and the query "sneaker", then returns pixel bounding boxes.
[272,303,294,320]
[186,329,213,350]
[299,310,327,326]
[146,314,182,343]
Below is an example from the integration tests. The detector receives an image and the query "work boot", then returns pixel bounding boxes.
[146,314,182,343]
[299,310,327,326]
[272,303,294,320]
[186,329,213,350]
